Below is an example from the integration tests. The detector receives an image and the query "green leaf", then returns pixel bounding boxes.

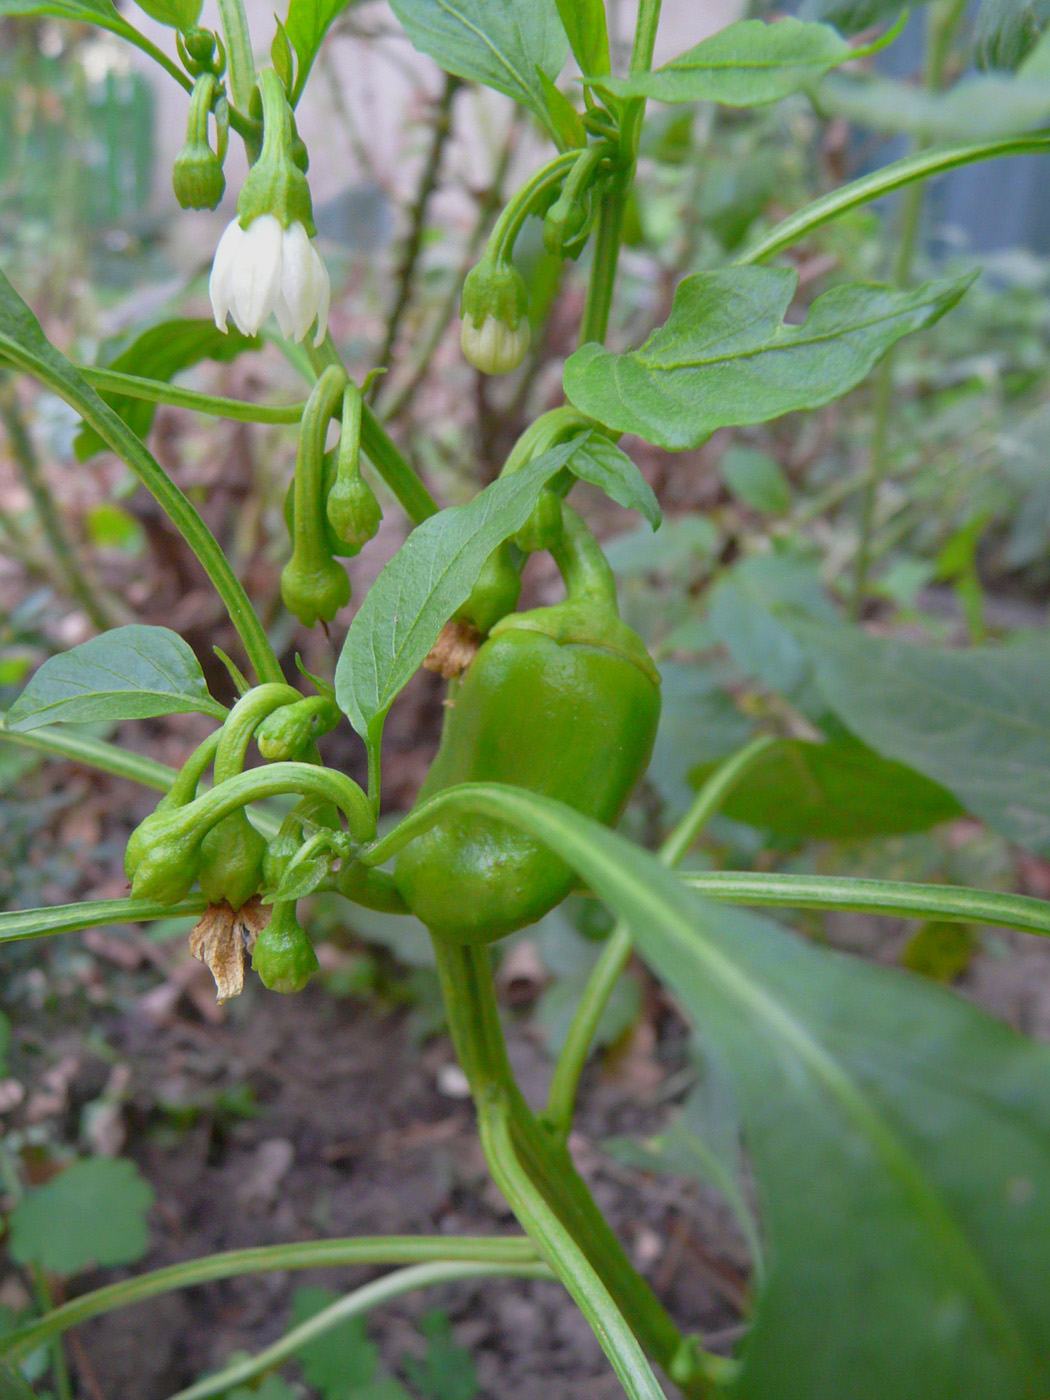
[816,68,1050,142]
[789,620,1050,855]
[402,1312,477,1400]
[707,552,836,715]
[720,445,790,514]
[555,0,609,76]
[975,0,1050,69]
[566,436,661,529]
[596,18,852,107]
[8,1158,153,1276]
[564,267,973,451]
[387,0,569,125]
[536,70,587,149]
[801,0,918,38]
[335,439,581,746]
[648,662,755,817]
[74,320,261,461]
[5,626,225,732]
[425,783,1050,1400]
[132,0,201,28]
[285,0,364,100]
[0,0,129,36]
[604,1064,764,1270]
[689,736,964,840]
[290,1287,409,1399]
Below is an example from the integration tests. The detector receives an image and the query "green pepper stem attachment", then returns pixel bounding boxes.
[546,504,618,611]
[326,381,382,554]
[282,365,352,626]
[157,731,222,813]
[173,72,227,211]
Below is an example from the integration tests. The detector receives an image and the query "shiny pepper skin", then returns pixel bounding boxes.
[393,597,661,944]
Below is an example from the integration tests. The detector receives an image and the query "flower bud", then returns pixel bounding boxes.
[460,257,530,375]
[173,143,225,210]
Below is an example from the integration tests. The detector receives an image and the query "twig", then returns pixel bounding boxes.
[370,72,461,394]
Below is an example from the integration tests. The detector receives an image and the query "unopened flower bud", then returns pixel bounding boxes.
[460,257,530,375]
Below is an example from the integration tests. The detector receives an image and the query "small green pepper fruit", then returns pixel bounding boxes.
[460,256,530,375]
[394,507,660,944]
[199,812,267,909]
[125,809,202,905]
[251,900,319,992]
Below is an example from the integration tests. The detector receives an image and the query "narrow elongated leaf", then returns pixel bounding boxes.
[335,440,581,744]
[285,0,365,97]
[689,736,964,839]
[418,783,1050,1400]
[388,0,568,123]
[75,320,261,460]
[555,0,609,76]
[817,68,1050,142]
[790,620,1050,855]
[566,436,661,529]
[5,626,225,731]
[564,267,973,451]
[597,19,852,107]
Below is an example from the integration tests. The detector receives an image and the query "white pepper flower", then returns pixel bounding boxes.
[209,213,330,347]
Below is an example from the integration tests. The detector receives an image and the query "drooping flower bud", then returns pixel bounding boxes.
[173,73,227,211]
[326,381,382,554]
[460,256,530,375]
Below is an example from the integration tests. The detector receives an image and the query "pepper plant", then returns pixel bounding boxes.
[4,0,1050,1395]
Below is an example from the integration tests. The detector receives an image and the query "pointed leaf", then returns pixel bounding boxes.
[335,439,581,744]
[596,18,852,107]
[564,267,973,450]
[555,0,609,76]
[424,784,1050,1400]
[789,620,1050,855]
[285,0,365,99]
[132,0,201,28]
[5,625,225,731]
[566,436,661,529]
[387,0,569,123]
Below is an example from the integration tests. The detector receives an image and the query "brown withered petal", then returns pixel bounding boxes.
[189,903,246,1004]
[424,618,481,680]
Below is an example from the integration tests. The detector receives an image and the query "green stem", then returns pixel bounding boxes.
[305,337,439,523]
[850,0,966,618]
[215,0,255,114]
[77,366,307,423]
[488,152,580,262]
[31,1271,72,1400]
[213,684,301,781]
[433,941,686,1400]
[0,1237,541,1362]
[433,941,712,1397]
[0,715,180,794]
[579,0,661,347]
[736,132,1050,267]
[0,345,283,687]
[679,870,1050,938]
[0,378,113,631]
[168,1259,552,1400]
[115,20,194,95]
[544,737,774,1137]
[0,897,207,947]
[166,759,375,844]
